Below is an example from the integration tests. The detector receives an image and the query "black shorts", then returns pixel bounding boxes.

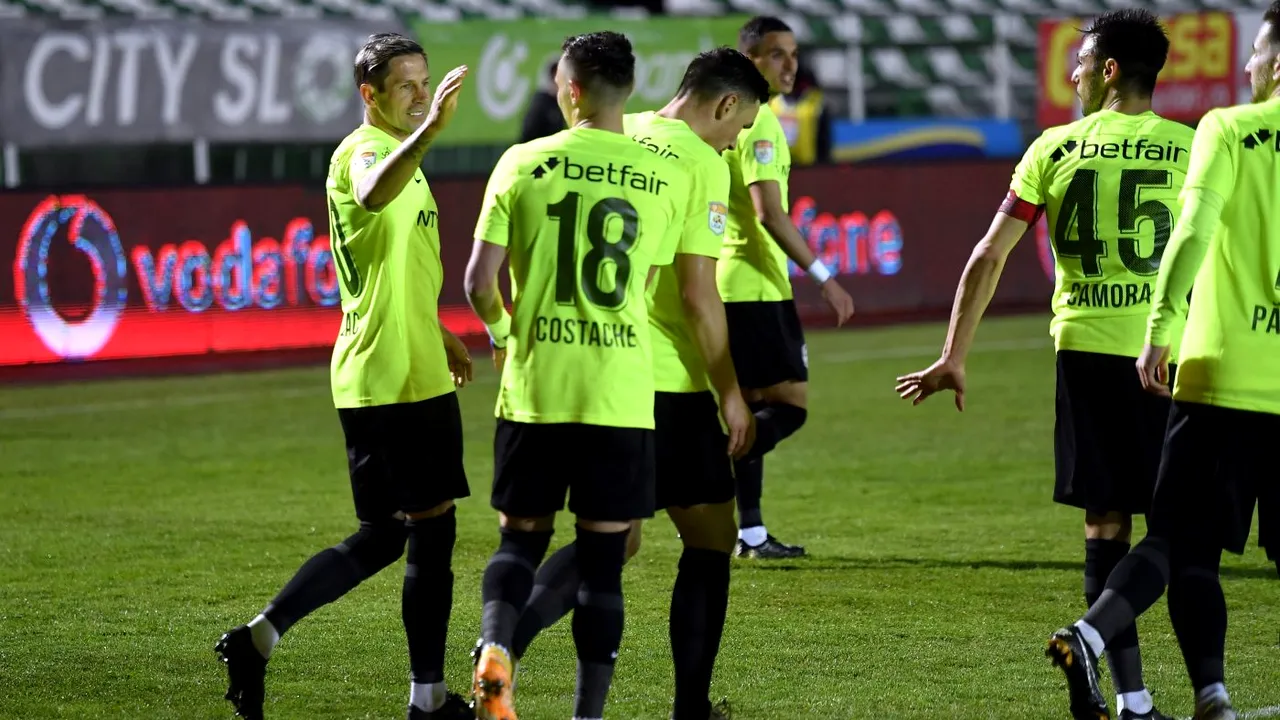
[724,300,808,389]
[336,392,470,522]
[1053,350,1174,515]
[491,420,656,522]
[1148,401,1280,556]
[655,392,735,510]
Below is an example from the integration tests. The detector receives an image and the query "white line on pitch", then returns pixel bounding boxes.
[1181,706,1280,720]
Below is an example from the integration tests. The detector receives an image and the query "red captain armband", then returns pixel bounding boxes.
[998,190,1045,225]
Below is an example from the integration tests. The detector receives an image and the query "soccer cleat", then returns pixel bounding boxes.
[215,625,267,720]
[1119,708,1173,720]
[670,698,734,720]
[1045,626,1110,720]
[407,692,475,720]
[1194,698,1238,720]
[734,534,805,559]
[471,642,517,720]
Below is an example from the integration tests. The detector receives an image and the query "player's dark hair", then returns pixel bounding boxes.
[1267,2,1280,46]
[545,59,559,82]
[739,16,793,55]
[354,33,426,91]
[1080,9,1169,96]
[676,47,771,104]
[560,31,635,101]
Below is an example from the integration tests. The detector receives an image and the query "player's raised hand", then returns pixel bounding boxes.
[443,330,473,387]
[895,357,966,411]
[720,389,756,459]
[821,279,855,326]
[1135,343,1172,398]
[425,65,468,135]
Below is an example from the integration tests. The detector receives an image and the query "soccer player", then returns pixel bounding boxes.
[215,33,474,720]
[499,48,772,720]
[722,16,856,560]
[894,10,1189,720]
[1045,5,1280,720]
[463,31,689,720]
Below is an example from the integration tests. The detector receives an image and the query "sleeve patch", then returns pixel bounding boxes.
[753,140,774,164]
[708,202,727,236]
[999,189,1044,224]
[359,151,377,168]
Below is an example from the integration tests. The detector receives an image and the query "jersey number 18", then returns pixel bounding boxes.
[546,191,640,311]
[1055,168,1174,277]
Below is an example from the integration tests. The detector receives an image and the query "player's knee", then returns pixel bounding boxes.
[1084,511,1132,543]
[624,521,643,562]
[760,380,807,409]
[406,506,458,570]
[342,519,409,572]
[671,502,737,554]
[405,499,456,521]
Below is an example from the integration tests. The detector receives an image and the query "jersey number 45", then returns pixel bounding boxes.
[1055,168,1175,278]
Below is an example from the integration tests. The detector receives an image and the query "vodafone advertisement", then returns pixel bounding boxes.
[0,162,1052,369]
[1038,11,1237,127]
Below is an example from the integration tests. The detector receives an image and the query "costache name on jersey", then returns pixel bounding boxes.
[1048,136,1188,164]
[530,155,673,196]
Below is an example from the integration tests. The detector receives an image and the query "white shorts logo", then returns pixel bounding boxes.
[801,343,808,368]
[708,201,727,236]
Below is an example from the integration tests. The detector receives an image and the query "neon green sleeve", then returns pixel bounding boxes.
[678,161,730,258]
[1147,113,1234,347]
[1008,132,1048,205]
[474,148,521,248]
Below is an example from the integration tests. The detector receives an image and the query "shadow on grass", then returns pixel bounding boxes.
[736,555,1279,580]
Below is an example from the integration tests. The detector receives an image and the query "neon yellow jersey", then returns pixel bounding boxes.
[474,127,687,428]
[1153,99,1280,415]
[325,124,454,408]
[1010,110,1194,359]
[718,103,794,302]
[625,111,730,393]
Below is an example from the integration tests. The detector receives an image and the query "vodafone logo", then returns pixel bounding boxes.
[13,195,128,359]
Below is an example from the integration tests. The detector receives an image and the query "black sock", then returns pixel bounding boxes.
[1168,542,1227,693]
[403,508,456,684]
[1082,535,1170,644]
[572,527,628,719]
[264,520,407,635]
[734,457,764,532]
[1085,538,1144,694]
[670,547,732,720]
[480,528,553,651]
[512,542,580,661]
[747,403,807,459]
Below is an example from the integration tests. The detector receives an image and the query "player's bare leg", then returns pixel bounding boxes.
[735,380,807,558]
[474,513,556,720]
[667,502,737,720]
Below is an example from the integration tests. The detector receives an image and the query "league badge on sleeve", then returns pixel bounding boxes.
[753,140,775,164]
[360,151,377,168]
[708,202,728,236]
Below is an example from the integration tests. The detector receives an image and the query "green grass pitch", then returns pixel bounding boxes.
[1,314,1276,719]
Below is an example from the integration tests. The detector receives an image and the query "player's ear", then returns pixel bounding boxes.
[716,94,738,121]
[358,82,376,107]
[568,79,583,106]
[1102,57,1120,85]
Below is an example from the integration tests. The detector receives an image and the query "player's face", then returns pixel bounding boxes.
[1071,35,1108,116]
[366,53,431,137]
[750,32,798,95]
[1246,21,1280,103]
[709,96,761,153]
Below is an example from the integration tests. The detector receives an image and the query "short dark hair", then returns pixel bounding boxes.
[561,31,635,100]
[1080,9,1169,96]
[676,47,770,104]
[545,59,559,82]
[354,33,426,91]
[738,16,792,55]
[1267,2,1280,46]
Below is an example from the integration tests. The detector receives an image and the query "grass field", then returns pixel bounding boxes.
[1,314,1276,720]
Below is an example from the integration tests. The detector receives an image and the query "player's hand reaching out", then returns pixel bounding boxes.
[1136,343,1172,398]
[895,357,966,411]
[720,389,756,459]
[821,279,855,326]
[443,330,473,387]
[425,65,468,136]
